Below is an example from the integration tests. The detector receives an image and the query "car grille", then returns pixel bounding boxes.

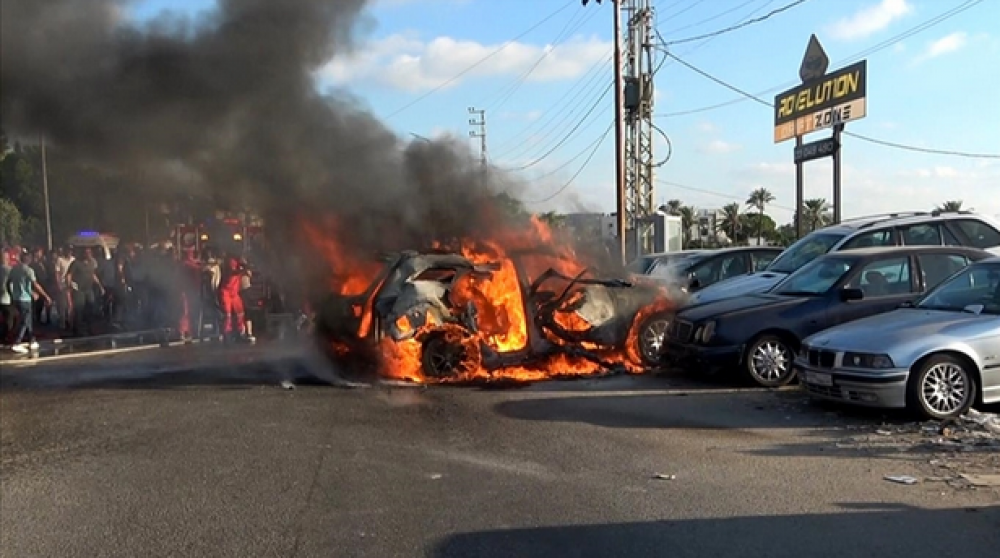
[804,383,842,399]
[807,349,836,368]
[670,320,694,342]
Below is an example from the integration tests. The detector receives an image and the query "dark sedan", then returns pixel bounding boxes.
[662,245,991,387]
[628,246,782,292]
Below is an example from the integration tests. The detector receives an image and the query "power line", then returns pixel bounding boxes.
[656,179,796,212]
[660,0,758,35]
[662,0,811,46]
[491,50,613,156]
[527,120,615,181]
[502,80,613,171]
[523,121,614,204]
[381,0,576,120]
[655,0,984,118]
[486,7,602,112]
[665,52,1000,159]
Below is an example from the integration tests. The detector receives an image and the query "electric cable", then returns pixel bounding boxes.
[501,80,614,171]
[656,179,796,212]
[490,50,613,156]
[660,0,758,35]
[655,0,984,118]
[662,0,811,46]
[665,52,1000,159]
[381,0,577,119]
[526,120,615,182]
[523,121,614,204]
[487,7,602,112]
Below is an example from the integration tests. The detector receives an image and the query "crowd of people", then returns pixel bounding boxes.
[1,242,263,354]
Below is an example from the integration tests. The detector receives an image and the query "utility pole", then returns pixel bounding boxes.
[622,0,656,260]
[40,136,53,251]
[583,0,627,265]
[468,107,488,189]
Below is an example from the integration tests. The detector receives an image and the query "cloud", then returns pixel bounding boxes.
[827,0,912,41]
[699,139,741,154]
[914,31,969,62]
[696,121,718,134]
[320,34,612,92]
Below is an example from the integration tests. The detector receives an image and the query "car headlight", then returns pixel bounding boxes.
[696,320,716,343]
[843,352,894,369]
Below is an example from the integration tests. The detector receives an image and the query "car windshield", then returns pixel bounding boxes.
[767,232,846,274]
[625,256,658,274]
[629,252,702,275]
[916,263,1000,314]
[771,256,855,296]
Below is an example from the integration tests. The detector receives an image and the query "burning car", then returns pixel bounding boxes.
[313,249,674,383]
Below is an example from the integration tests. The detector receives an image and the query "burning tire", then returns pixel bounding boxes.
[420,329,481,379]
[631,312,672,368]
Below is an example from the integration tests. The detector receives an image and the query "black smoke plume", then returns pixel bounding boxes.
[1,0,531,256]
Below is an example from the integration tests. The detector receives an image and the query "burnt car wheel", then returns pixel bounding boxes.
[421,332,480,379]
[906,354,977,420]
[636,313,671,367]
[743,335,796,388]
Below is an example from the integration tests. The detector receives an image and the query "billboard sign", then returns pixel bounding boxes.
[773,59,867,143]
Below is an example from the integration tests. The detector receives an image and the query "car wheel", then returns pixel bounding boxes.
[906,354,977,420]
[420,331,480,379]
[634,312,672,367]
[743,335,796,388]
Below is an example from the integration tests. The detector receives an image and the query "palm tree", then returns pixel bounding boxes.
[717,202,741,243]
[660,199,683,216]
[803,198,832,232]
[678,205,696,247]
[745,187,776,244]
[936,200,963,213]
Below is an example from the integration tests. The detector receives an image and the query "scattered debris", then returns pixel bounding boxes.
[876,429,893,436]
[653,473,677,481]
[280,380,296,390]
[963,409,1000,435]
[429,473,443,480]
[884,475,919,485]
[959,474,1000,487]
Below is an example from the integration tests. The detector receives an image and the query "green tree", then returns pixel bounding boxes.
[536,211,566,228]
[745,187,776,244]
[740,213,777,244]
[660,199,682,216]
[803,198,832,232]
[717,202,741,243]
[936,200,963,212]
[678,205,696,248]
[0,197,23,246]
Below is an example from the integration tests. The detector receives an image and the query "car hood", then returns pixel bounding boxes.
[687,271,789,305]
[677,293,806,323]
[805,308,996,352]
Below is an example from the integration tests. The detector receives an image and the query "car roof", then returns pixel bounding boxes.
[821,245,987,258]
[816,210,988,235]
[645,246,780,259]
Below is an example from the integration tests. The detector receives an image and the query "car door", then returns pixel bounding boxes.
[915,252,970,291]
[897,223,945,246]
[824,255,918,327]
[688,254,740,290]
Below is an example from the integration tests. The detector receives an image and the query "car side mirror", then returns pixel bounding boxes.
[840,287,864,302]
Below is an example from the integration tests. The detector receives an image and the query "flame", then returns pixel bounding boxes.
[303,213,676,384]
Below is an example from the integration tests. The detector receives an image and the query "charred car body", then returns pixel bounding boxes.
[314,250,673,380]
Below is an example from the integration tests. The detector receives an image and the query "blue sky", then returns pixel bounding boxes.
[131,0,999,223]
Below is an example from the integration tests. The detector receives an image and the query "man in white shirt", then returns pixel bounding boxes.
[53,246,74,330]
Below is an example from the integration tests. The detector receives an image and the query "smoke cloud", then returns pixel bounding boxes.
[1,0,530,255]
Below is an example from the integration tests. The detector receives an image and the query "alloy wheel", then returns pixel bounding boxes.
[749,339,792,385]
[919,362,970,416]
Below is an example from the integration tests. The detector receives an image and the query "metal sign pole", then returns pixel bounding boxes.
[795,135,804,239]
[832,123,844,224]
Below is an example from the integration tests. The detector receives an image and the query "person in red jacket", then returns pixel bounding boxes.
[218,255,247,340]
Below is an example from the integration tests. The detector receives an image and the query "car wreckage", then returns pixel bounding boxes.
[314,250,674,380]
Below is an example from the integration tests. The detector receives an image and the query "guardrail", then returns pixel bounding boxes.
[45,328,174,355]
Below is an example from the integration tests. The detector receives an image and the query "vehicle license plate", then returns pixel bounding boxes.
[806,372,833,386]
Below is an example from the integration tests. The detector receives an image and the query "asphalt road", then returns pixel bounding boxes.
[2,344,998,558]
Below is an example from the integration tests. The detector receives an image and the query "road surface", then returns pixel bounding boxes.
[2,343,998,557]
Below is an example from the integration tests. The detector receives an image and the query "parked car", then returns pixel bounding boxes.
[687,211,1000,305]
[628,247,782,293]
[662,245,991,387]
[798,257,1000,419]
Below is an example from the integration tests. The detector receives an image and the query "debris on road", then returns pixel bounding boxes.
[884,475,919,485]
[429,473,443,480]
[280,380,296,390]
[653,473,677,481]
[959,473,1000,487]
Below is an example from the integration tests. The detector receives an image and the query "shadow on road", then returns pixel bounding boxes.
[493,391,906,430]
[428,504,1000,558]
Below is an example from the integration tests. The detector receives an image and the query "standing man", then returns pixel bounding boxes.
[7,252,53,354]
[218,255,247,342]
[65,248,105,337]
[0,250,12,346]
[53,246,74,330]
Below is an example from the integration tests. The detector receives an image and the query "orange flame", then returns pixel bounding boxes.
[302,213,676,384]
